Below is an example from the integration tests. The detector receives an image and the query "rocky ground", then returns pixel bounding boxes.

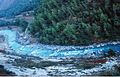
[0,65,15,76]
[0,27,120,76]
[0,51,120,76]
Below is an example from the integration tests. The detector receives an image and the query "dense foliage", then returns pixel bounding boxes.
[0,18,28,31]
[30,0,120,45]
[0,20,9,26]
[0,0,39,18]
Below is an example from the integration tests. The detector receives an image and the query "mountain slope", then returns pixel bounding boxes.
[0,0,39,18]
[30,0,120,45]
[0,0,15,11]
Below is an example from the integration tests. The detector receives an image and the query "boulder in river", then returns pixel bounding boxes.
[0,65,15,76]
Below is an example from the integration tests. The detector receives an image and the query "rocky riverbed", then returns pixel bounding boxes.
[0,28,120,76]
[0,65,15,76]
[0,51,120,76]
[0,29,120,59]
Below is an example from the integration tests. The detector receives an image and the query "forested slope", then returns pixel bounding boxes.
[0,0,39,18]
[30,0,120,45]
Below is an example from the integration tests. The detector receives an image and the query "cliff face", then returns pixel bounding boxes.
[0,0,15,11]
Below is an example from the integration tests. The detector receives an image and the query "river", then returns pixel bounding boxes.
[0,29,120,58]
[0,29,120,76]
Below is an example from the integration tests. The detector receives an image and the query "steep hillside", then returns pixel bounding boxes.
[0,0,39,18]
[30,0,120,45]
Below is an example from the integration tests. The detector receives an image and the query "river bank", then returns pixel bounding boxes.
[0,65,15,76]
[0,27,120,76]
[0,28,120,58]
[0,51,120,76]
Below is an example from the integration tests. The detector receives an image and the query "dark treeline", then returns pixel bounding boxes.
[29,0,119,45]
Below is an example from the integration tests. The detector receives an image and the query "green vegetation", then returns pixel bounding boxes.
[29,0,119,45]
[107,49,116,57]
[0,18,28,31]
[0,20,9,26]
[12,18,28,31]
[0,0,40,18]
[103,48,117,58]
